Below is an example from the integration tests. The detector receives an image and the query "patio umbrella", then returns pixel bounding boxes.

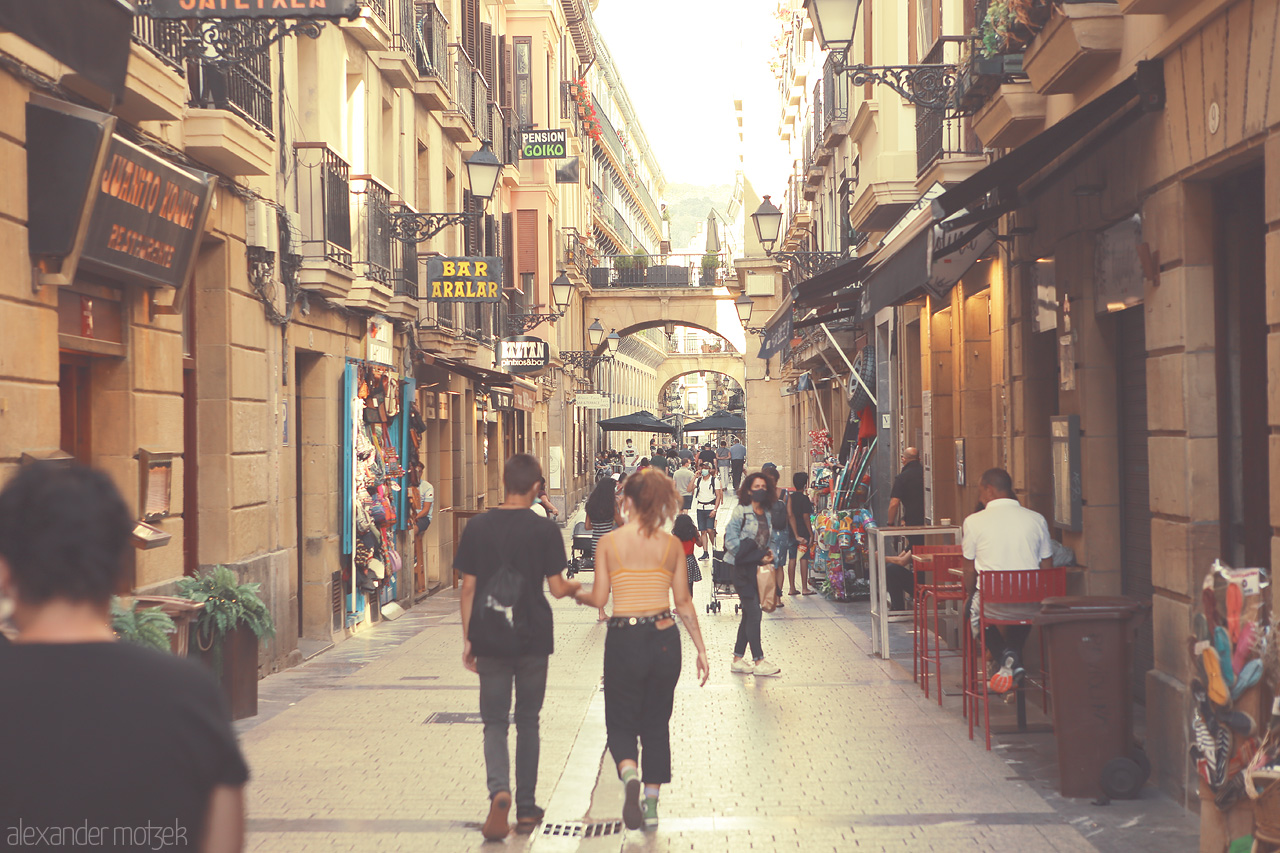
[596,410,678,434]
[682,410,746,432]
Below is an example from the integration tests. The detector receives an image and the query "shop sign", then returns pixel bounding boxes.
[79,134,215,290]
[438,392,451,421]
[490,388,515,411]
[365,315,394,365]
[513,383,536,413]
[575,393,610,410]
[757,308,793,360]
[424,257,503,302]
[498,336,550,374]
[148,0,360,19]
[519,128,568,160]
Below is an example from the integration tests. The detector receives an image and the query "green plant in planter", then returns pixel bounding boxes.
[630,251,649,270]
[177,565,275,674]
[614,254,636,271]
[701,252,720,279]
[979,0,1016,57]
[110,597,176,653]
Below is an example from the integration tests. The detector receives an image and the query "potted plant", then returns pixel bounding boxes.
[111,597,176,654]
[178,565,275,720]
[700,252,720,285]
[614,252,647,285]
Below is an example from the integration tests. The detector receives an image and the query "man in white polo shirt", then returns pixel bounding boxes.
[961,467,1053,694]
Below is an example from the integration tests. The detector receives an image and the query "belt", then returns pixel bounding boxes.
[607,611,674,629]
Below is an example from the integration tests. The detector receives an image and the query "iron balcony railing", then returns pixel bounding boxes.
[472,66,490,140]
[491,104,519,165]
[389,0,416,54]
[586,253,726,289]
[391,207,419,297]
[352,176,393,286]
[295,143,354,269]
[916,39,981,175]
[188,21,273,134]
[448,44,488,137]
[813,78,826,142]
[415,2,448,81]
[822,53,849,132]
[361,0,390,28]
[593,95,626,162]
[562,228,595,275]
[131,1,186,72]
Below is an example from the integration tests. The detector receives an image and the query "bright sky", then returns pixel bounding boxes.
[592,0,793,196]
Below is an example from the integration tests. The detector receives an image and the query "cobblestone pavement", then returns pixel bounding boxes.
[237,508,1198,852]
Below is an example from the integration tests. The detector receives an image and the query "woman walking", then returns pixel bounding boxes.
[585,477,618,622]
[575,469,710,830]
[724,472,781,677]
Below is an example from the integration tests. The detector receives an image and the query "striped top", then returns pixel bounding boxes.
[590,519,614,563]
[605,536,676,614]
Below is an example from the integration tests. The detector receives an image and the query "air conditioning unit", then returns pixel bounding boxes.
[246,198,278,255]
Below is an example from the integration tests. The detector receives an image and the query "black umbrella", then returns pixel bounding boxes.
[682,410,746,432]
[596,410,678,434]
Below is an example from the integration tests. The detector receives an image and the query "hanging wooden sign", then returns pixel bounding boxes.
[423,257,503,302]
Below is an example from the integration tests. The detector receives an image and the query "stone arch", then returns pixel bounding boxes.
[656,356,745,393]
[583,286,746,355]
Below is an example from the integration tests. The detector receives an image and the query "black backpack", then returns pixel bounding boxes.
[467,531,533,657]
[770,488,790,532]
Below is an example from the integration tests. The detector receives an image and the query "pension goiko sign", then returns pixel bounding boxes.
[424,257,503,302]
[519,129,568,160]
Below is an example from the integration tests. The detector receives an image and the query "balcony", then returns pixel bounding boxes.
[915,107,985,188]
[345,0,395,51]
[585,253,724,289]
[491,105,521,183]
[119,8,189,124]
[410,2,449,109]
[295,143,355,299]
[562,228,595,281]
[812,80,833,166]
[1023,2,1123,95]
[972,80,1047,148]
[187,21,274,168]
[349,175,395,311]
[821,54,849,147]
[439,44,486,142]
[372,0,419,89]
[388,206,419,322]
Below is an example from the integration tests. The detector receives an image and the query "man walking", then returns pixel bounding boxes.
[961,468,1054,693]
[457,454,582,840]
[728,436,747,489]
[691,461,723,560]
[672,456,695,514]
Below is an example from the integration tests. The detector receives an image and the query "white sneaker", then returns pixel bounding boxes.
[752,660,781,676]
[730,658,754,674]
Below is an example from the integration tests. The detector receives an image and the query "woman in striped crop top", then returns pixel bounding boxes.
[574,469,709,831]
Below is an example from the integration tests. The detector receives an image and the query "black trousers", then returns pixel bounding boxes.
[603,622,682,784]
[732,573,764,660]
[730,459,744,489]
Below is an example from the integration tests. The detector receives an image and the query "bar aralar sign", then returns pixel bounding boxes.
[148,0,360,18]
[424,257,503,303]
[80,135,215,290]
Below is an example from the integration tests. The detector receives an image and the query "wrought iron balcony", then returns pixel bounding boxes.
[391,211,418,297]
[822,53,849,136]
[188,21,273,134]
[415,2,448,81]
[295,143,354,269]
[131,0,186,73]
[352,176,394,286]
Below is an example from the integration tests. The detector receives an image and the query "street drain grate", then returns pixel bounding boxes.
[541,820,623,838]
[423,712,484,724]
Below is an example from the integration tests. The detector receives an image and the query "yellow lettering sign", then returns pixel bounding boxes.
[474,261,487,277]
[457,261,472,277]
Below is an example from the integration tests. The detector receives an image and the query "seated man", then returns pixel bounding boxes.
[961,467,1054,693]
[884,447,924,611]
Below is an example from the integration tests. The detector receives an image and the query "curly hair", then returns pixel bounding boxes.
[621,468,680,535]
[736,471,776,507]
[585,477,616,523]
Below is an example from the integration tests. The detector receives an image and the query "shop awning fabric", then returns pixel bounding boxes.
[597,411,677,434]
[422,353,515,387]
[792,256,874,308]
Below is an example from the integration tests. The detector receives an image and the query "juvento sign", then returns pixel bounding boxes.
[148,0,360,18]
[519,129,568,160]
[424,257,503,303]
[498,336,550,374]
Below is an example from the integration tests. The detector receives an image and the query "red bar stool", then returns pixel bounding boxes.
[918,553,965,705]
[964,567,1066,750]
[910,544,963,692]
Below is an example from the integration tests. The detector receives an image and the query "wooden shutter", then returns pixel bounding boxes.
[462,0,479,63]
[500,37,513,110]
[502,212,514,292]
[517,209,537,294]
[480,23,494,92]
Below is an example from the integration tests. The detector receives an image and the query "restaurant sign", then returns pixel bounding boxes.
[513,382,537,413]
[79,135,215,290]
[489,388,515,411]
[575,393,610,410]
[498,336,550,374]
[519,129,568,160]
[148,0,360,19]
[424,257,503,302]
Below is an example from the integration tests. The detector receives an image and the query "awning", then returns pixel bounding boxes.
[757,291,794,360]
[793,256,874,308]
[0,1,134,100]
[423,354,514,387]
[930,63,1165,223]
[794,305,862,329]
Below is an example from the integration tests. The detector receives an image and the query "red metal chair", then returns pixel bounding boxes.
[909,544,963,697]
[965,567,1067,750]
[918,552,966,705]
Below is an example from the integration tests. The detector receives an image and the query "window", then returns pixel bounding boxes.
[514,37,532,128]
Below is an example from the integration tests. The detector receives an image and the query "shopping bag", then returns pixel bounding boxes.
[758,562,778,613]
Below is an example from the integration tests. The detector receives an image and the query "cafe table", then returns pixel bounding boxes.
[867,524,961,659]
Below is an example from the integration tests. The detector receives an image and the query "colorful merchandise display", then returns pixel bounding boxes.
[809,508,874,602]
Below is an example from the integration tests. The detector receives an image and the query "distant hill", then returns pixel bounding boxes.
[662,183,733,248]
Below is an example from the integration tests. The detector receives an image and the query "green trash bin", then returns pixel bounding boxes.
[1036,596,1150,800]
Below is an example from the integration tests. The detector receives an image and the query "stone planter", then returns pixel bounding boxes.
[972,80,1048,148]
[192,623,260,720]
[1023,2,1124,95]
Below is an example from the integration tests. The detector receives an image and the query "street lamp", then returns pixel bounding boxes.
[751,195,842,277]
[804,0,960,112]
[588,319,605,348]
[562,327,621,370]
[605,330,622,353]
[394,141,503,242]
[735,293,769,335]
[507,271,573,334]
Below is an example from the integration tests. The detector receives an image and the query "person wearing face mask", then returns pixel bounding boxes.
[690,461,723,561]
[723,472,781,676]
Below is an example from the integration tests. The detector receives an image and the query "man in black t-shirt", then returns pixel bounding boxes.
[886,447,926,610]
[457,454,581,840]
[788,472,816,595]
[0,463,249,853]
[697,444,717,466]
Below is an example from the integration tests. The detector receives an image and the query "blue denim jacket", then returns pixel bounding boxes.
[723,502,771,565]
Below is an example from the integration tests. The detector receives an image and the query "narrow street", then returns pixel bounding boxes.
[235,514,1198,853]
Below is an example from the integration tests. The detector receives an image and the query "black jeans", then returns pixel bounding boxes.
[730,459,744,489]
[886,564,923,611]
[476,654,548,812]
[603,623,682,784]
[733,571,764,660]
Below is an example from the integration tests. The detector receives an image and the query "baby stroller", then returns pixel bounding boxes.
[707,549,739,614]
[567,521,596,578]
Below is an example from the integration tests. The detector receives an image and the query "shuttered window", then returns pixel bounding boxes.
[480,23,494,92]
[461,0,479,65]
[514,37,532,128]
[517,208,537,296]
